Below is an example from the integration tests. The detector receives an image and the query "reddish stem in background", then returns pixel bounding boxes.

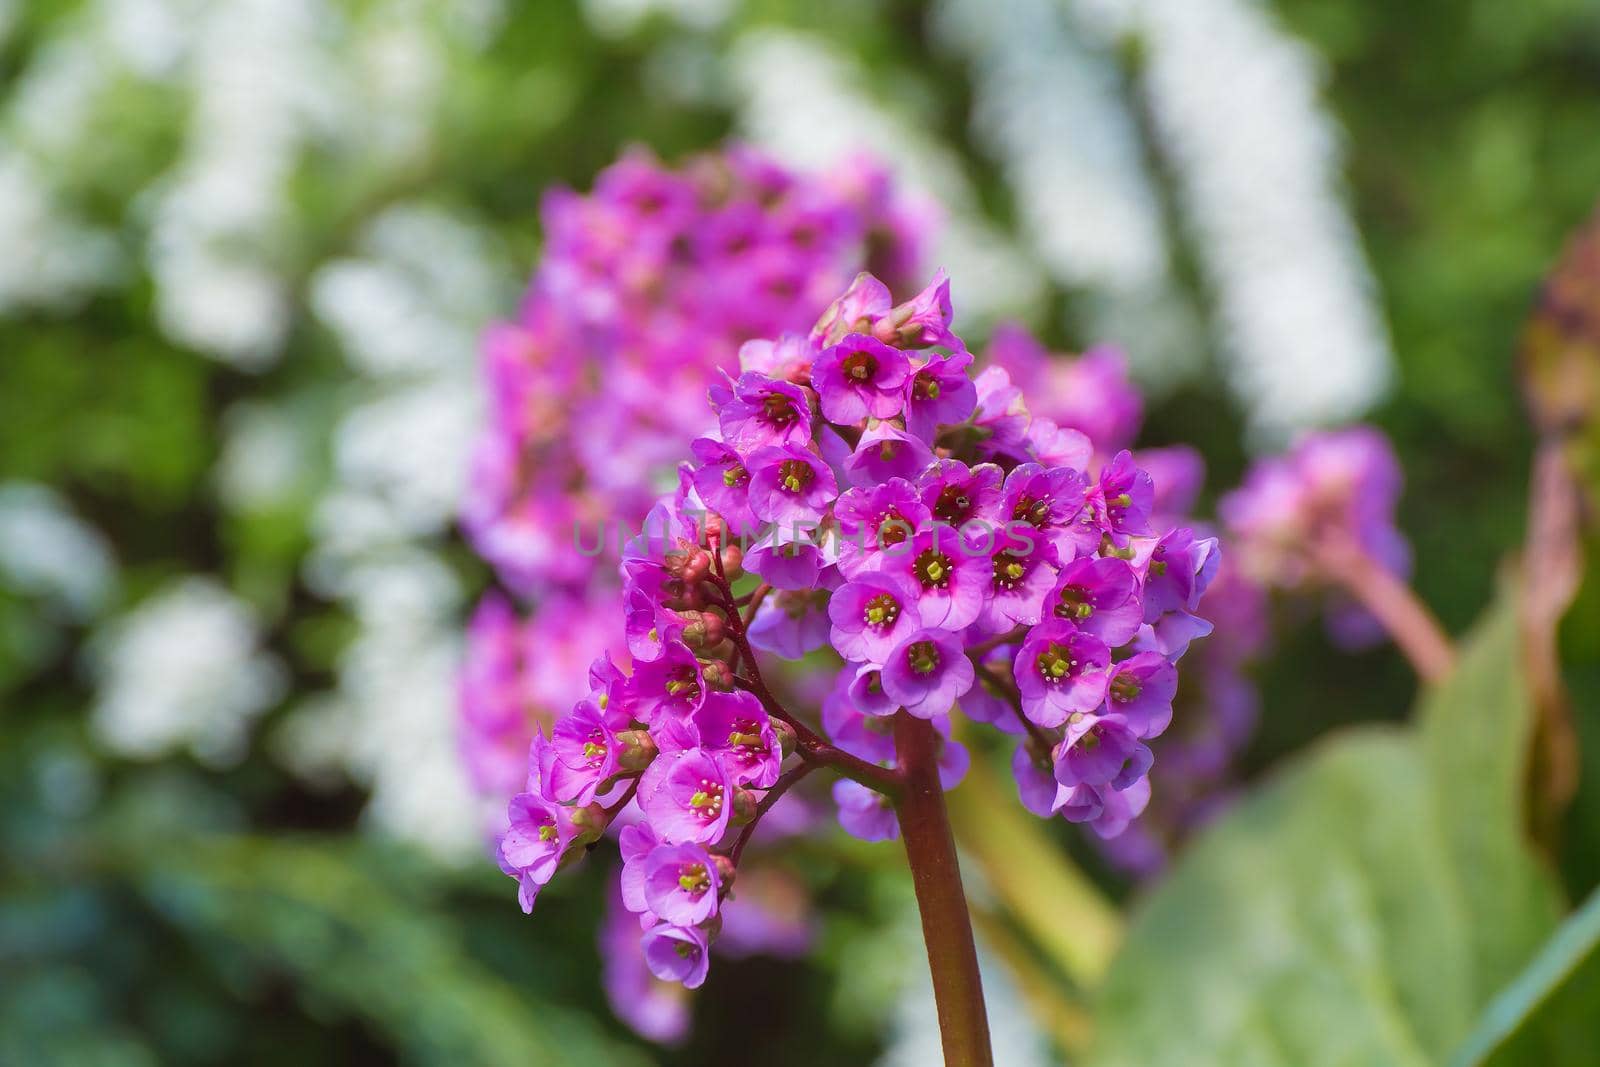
[725,761,815,865]
[894,712,994,1067]
[1315,536,1456,684]
[972,662,1057,758]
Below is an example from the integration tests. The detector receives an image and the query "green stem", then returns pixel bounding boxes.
[893,712,993,1067]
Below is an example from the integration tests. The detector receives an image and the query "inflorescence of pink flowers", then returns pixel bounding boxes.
[493,268,1222,994]
[460,147,1445,1045]
[459,148,929,803]
[1221,426,1411,650]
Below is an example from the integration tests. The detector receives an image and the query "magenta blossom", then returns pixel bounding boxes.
[1054,713,1153,792]
[641,924,712,990]
[832,779,899,841]
[690,437,759,533]
[918,459,1003,529]
[835,479,930,577]
[626,640,706,732]
[828,570,925,665]
[1106,652,1179,738]
[499,789,574,913]
[878,524,989,631]
[973,527,1061,634]
[812,334,912,423]
[812,272,893,346]
[844,421,936,486]
[643,842,724,926]
[1011,741,1062,818]
[1142,527,1221,620]
[746,442,839,525]
[747,589,831,660]
[846,664,902,719]
[879,628,975,719]
[1088,449,1155,541]
[1014,623,1111,727]
[875,269,959,350]
[823,676,898,762]
[904,350,978,440]
[1001,462,1090,554]
[713,372,814,452]
[743,523,834,591]
[690,690,784,788]
[1046,555,1143,646]
[547,696,628,805]
[971,366,1031,461]
[639,748,735,845]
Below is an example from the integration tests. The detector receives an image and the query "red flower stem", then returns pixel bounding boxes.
[963,627,1024,657]
[741,583,773,627]
[893,711,994,1067]
[972,662,1056,757]
[725,761,815,865]
[705,557,900,794]
[1316,536,1456,684]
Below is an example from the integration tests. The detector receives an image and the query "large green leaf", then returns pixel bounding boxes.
[1449,886,1600,1067]
[1089,600,1563,1067]
[132,835,651,1067]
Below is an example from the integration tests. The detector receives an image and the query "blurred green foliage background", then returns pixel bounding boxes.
[2,0,1599,1064]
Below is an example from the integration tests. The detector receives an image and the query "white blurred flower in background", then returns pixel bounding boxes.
[89,576,286,768]
[730,29,1046,333]
[0,483,117,620]
[290,204,513,858]
[214,403,311,515]
[933,0,1203,386]
[0,149,122,312]
[877,944,1051,1067]
[1077,0,1393,439]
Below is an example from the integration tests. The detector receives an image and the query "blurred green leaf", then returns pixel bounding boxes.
[1450,886,1600,1066]
[129,835,652,1067]
[1088,596,1562,1066]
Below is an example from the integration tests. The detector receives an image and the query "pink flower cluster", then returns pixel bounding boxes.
[1220,426,1408,590]
[1220,425,1409,648]
[982,327,1272,876]
[459,148,927,799]
[495,271,1220,993]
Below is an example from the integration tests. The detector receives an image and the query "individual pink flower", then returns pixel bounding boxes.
[689,690,784,788]
[639,748,735,845]
[641,924,712,990]
[827,570,925,665]
[1105,652,1179,738]
[832,779,899,842]
[835,479,930,578]
[844,422,935,486]
[713,372,814,452]
[811,335,912,423]
[904,350,978,440]
[879,628,975,719]
[1053,713,1152,792]
[643,842,724,926]
[917,459,1003,529]
[1045,556,1143,646]
[746,442,839,525]
[1013,623,1111,727]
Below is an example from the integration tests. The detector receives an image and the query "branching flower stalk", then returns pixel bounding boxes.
[494,271,1221,1065]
